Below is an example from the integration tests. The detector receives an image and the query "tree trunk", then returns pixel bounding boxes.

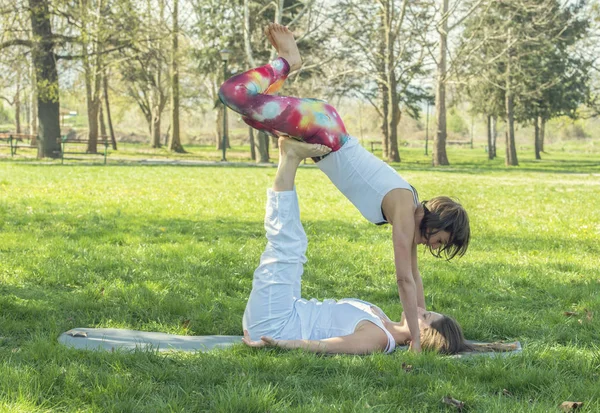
[433,0,450,166]
[487,114,493,160]
[491,115,497,158]
[381,82,389,159]
[534,117,541,160]
[86,104,99,154]
[505,94,518,166]
[249,127,256,161]
[82,0,104,155]
[15,75,22,134]
[379,6,389,159]
[29,0,61,158]
[103,70,117,149]
[151,106,161,148]
[539,117,545,152]
[169,0,185,153]
[29,57,38,146]
[255,131,270,163]
[504,29,518,167]
[99,98,107,138]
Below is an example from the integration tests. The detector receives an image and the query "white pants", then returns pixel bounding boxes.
[317,137,415,224]
[242,189,306,341]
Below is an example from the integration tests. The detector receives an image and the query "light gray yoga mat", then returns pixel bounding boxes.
[59,328,522,356]
[59,328,242,352]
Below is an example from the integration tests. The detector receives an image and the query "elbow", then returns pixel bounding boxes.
[396,276,414,288]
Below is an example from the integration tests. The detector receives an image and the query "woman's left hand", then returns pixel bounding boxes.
[242,330,278,348]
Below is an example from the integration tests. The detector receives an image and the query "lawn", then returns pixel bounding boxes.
[0,149,599,412]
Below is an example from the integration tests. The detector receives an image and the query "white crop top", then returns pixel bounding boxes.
[293,297,396,353]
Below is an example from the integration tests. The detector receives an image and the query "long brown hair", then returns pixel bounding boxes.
[421,316,517,354]
[420,315,473,354]
[420,196,470,260]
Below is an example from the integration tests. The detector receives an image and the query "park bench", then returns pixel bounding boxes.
[0,133,36,156]
[57,135,111,165]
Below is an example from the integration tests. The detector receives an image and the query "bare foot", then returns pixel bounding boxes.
[279,137,331,160]
[264,25,277,51]
[266,23,302,72]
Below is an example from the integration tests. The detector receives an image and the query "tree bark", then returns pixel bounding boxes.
[491,115,497,158]
[539,117,545,152]
[433,0,450,166]
[249,127,256,161]
[15,70,22,134]
[534,116,541,160]
[487,114,493,160]
[255,131,270,163]
[103,71,117,149]
[151,105,161,148]
[29,0,61,158]
[29,57,38,145]
[169,0,185,153]
[504,29,518,166]
[99,97,107,138]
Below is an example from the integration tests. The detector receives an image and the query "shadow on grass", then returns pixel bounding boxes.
[2,210,598,349]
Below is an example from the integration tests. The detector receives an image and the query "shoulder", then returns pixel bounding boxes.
[355,320,390,350]
[382,189,417,227]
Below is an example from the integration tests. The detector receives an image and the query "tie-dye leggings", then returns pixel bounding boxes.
[218,57,349,152]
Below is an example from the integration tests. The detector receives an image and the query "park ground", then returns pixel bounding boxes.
[0,143,599,412]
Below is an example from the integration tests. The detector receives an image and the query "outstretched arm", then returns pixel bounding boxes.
[383,189,421,352]
[412,244,426,309]
[243,328,388,355]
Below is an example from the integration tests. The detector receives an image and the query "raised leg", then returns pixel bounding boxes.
[218,24,349,152]
[242,138,330,340]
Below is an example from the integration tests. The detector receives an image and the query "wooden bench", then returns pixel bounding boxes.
[0,133,36,156]
[57,135,110,164]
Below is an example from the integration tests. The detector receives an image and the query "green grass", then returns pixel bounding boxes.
[1,151,599,412]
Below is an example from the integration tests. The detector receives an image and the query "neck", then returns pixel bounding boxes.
[414,205,425,244]
[387,321,412,346]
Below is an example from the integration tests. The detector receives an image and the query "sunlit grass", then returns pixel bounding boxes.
[0,152,599,411]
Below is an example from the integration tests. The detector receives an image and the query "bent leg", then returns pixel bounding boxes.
[219,58,350,152]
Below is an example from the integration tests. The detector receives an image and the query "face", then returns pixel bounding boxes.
[418,229,450,250]
[400,308,444,328]
[417,307,443,327]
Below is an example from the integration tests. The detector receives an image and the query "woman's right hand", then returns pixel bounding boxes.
[242,330,278,348]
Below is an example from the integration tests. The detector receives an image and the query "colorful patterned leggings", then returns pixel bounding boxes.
[218,57,349,152]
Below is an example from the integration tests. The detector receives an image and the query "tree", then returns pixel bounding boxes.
[432,0,485,166]
[168,0,185,153]
[460,0,593,166]
[28,0,62,157]
[331,0,434,162]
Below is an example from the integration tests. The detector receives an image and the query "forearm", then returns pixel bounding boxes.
[275,335,377,355]
[276,339,332,353]
[413,271,426,309]
[397,278,421,349]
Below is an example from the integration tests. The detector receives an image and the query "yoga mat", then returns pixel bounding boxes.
[59,328,521,356]
[59,328,242,352]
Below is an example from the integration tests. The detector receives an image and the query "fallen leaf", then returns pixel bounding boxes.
[585,309,592,321]
[182,319,191,329]
[442,396,464,410]
[67,331,88,338]
[502,389,512,397]
[564,311,578,317]
[401,362,413,373]
[560,401,583,411]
